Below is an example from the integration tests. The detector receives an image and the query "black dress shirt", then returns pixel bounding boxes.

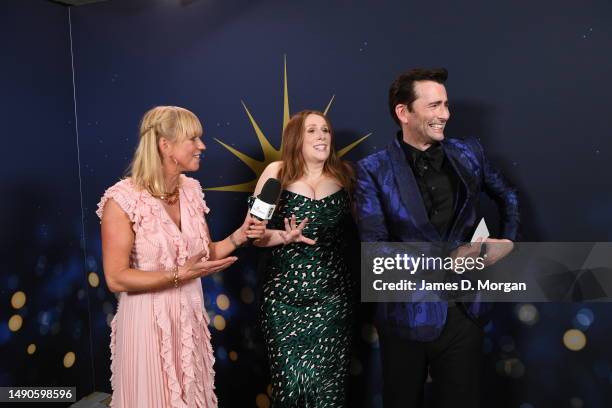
[399,134,460,239]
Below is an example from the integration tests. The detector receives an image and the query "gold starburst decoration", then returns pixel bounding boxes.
[207,56,370,192]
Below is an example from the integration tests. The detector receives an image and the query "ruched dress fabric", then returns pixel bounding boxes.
[97,175,217,408]
[257,190,354,408]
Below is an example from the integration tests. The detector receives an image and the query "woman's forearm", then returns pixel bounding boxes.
[209,234,240,260]
[253,229,286,247]
[105,267,176,293]
[209,214,268,256]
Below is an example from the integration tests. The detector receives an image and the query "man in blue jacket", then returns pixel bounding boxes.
[354,68,520,408]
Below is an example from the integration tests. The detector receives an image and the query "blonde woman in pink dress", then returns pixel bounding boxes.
[97,106,266,408]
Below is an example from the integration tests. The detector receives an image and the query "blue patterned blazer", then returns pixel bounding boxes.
[355,136,520,341]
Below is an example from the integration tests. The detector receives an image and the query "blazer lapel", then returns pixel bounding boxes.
[387,138,440,241]
[442,140,477,240]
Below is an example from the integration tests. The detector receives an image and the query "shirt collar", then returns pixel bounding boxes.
[397,132,445,171]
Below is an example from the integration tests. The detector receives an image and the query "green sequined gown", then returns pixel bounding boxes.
[260,190,353,407]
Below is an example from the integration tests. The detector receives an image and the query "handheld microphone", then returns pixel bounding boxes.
[249,178,281,221]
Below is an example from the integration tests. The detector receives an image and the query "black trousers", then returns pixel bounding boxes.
[378,306,484,408]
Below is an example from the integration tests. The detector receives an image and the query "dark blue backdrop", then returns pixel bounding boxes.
[1,0,611,407]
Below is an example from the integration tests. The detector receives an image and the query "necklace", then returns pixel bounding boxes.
[157,185,180,206]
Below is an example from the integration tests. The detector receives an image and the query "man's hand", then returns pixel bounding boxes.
[482,238,514,266]
[451,238,484,263]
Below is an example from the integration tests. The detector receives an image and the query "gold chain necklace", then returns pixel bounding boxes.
[157,186,180,206]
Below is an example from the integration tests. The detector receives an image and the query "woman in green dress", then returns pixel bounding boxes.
[253,110,355,407]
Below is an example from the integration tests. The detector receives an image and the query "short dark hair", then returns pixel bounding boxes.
[388,68,448,126]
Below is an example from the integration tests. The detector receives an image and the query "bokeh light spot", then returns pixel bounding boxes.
[266,384,272,397]
[63,351,76,368]
[27,344,36,355]
[508,358,525,378]
[574,308,594,330]
[229,351,238,361]
[8,315,23,332]
[495,358,525,378]
[570,397,584,408]
[516,303,539,326]
[496,358,525,378]
[216,294,230,311]
[255,393,270,408]
[88,272,100,288]
[563,329,587,351]
[11,291,26,309]
[213,315,226,331]
[361,324,379,344]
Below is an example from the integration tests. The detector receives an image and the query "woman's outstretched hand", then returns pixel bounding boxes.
[179,250,237,280]
[279,214,316,245]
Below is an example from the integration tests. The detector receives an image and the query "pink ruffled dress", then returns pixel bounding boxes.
[97,175,217,408]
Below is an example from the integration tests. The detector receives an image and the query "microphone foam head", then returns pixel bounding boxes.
[258,178,281,204]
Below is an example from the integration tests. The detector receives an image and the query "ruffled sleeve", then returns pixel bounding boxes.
[96,178,138,222]
[182,176,210,216]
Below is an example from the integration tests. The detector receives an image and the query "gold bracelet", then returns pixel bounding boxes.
[171,267,179,288]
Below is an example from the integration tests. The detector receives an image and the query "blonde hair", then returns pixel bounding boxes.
[127,106,203,196]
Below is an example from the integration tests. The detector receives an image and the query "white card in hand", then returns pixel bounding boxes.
[471,218,490,242]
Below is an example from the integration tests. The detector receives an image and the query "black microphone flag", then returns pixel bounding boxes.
[250,178,281,220]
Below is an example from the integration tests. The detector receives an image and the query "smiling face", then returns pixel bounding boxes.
[400,80,450,146]
[170,133,206,172]
[300,113,331,164]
